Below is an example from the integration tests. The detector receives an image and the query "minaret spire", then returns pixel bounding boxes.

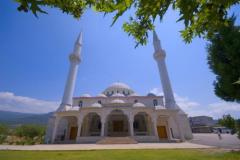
[73,32,83,55]
[57,32,83,111]
[153,30,177,109]
[153,30,162,51]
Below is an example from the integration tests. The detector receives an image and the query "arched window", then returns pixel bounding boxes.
[98,100,101,104]
[153,99,158,106]
[134,99,138,103]
[79,100,83,107]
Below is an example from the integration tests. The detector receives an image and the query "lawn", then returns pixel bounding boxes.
[0,149,239,160]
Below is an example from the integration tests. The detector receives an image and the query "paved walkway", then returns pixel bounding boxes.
[0,142,212,150]
[190,134,240,149]
[2,134,238,151]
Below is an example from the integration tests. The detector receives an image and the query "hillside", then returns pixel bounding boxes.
[0,110,52,126]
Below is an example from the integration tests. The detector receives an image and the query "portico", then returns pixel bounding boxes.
[50,104,187,144]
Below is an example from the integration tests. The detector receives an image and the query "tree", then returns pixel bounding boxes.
[236,119,240,139]
[218,114,236,134]
[207,18,240,102]
[15,0,240,46]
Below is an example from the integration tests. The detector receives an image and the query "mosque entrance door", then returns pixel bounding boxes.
[69,127,78,140]
[157,126,168,139]
[113,120,124,132]
[106,110,129,137]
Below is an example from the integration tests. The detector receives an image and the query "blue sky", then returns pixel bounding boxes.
[0,1,240,118]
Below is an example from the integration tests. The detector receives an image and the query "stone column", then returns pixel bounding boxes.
[129,115,134,137]
[76,118,83,142]
[166,118,172,140]
[51,116,60,143]
[101,117,106,137]
[174,114,185,141]
[153,116,159,138]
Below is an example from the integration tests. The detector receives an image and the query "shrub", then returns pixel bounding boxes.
[15,125,45,138]
[0,124,9,144]
[0,124,9,135]
[0,135,6,144]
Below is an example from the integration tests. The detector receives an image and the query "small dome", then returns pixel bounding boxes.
[110,99,125,104]
[81,94,91,97]
[97,93,107,97]
[112,93,125,97]
[147,93,157,97]
[133,102,146,108]
[91,102,102,108]
[155,105,165,109]
[129,93,139,96]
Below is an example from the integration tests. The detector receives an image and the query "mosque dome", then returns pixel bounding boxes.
[109,82,131,89]
[110,99,125,104]
[97,93,107,97]
[81,93,91,97]
[103,82,134,96]
[147,93,157,97]
[112,93,125,97]
[129,93,139,96]
[133,102,146,108]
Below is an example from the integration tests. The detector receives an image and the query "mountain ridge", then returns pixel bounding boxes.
[0,110,53,126]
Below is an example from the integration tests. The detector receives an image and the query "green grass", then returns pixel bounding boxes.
[0,149,239,160]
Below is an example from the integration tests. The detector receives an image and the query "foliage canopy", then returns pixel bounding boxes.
[13,0,240,101]
[16,0,240,46]
[218,114,236,134]
[207,18,240,102]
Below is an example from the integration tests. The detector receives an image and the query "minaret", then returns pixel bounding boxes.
[153,30,177,109]
[57,32,82,111]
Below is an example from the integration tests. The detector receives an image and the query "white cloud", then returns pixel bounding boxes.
[207,102,240,119]
[149,88,240,119]
[0,92,59,114]
[1,89,240,118]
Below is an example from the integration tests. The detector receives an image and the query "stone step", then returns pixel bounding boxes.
[54,140,76,144]
[96,137,138,144]
[158,139,181,143]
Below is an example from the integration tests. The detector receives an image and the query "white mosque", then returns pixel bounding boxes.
[45,31,193,144]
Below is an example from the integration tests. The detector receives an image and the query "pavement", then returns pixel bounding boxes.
[0,133,239,150]
[190,133,240,149]
[0,142,212,150]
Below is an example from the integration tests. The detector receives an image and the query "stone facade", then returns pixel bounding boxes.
[45,31,193,144]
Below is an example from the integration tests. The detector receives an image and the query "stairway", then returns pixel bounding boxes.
[96,137,138,144]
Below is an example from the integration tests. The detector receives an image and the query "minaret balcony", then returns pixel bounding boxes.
[69,53,81,63]
[153,50,166,61]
